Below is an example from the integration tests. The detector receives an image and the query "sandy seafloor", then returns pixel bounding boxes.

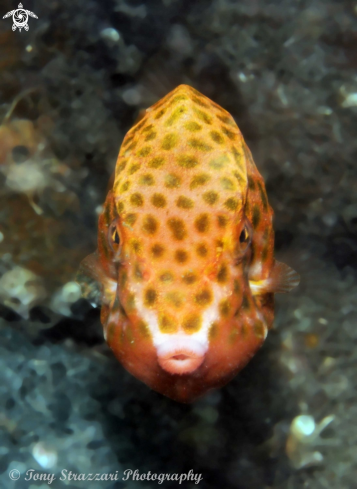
[0,0,356,488]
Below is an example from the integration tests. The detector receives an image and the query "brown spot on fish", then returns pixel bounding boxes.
[148,156,165,169]
[224,197,238,211]
[177,154,199,169]
[162,133,178,150]
[166,291,184,308]
[165,106,187,127]
[232,146,243,167]
[167,218,187,241]
[142,124,154,133]
[155,108,166,119]
[241,295,250,310]
[131,239,142,254]
[188,138,212,152]
[194,289,212,306]
[116,159,127,174]
[209,154,229,170]
[144,130,157,142]
[159,271,174,283]
[144,288,157,307]
[176,196,194,209]
[151,193,167,208]
[217,215,228,228]
[139,174,155,186]
[182,314,202,333]
[219,299,231,317]
[122,134,134,148]
[184,121,202,132]
[208,322,219,340]
[221,126,237,140]
[190,173,210,189]
[142,215,159,235]
[193,107,212,125]
[220,177,236,191]
[171,94,188,103]
[130,193,144,207]
[202,191,218,205]
[127,293,136,311]
[191,95,209,108]
[128,163,141,175]
[125,213,138,226]
[137,146,152,157]
[248,175,256,191]
[165,173,181,189]
[217,263,229,283]
[121,181,130,192]
[175,249,189,263]
[182,272,197,284]
[195,214,210,233]
[196,243,208,257]
[138,320,151,338]
[252,205,261,228]
[229,325,240,343]
[210,130,224,144]
[257,180,268,211]
[216,114,236,127]
[254,322,265,338]
[133,119,147,132]
[159,314,177,333]
[119,270,127,288]
[151,243,165,258]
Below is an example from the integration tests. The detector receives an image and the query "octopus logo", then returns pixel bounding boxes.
[3,3,38,32]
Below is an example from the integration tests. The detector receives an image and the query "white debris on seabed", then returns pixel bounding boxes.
[32,442,58,469]
[50,281,82,316]
[166,24,193,57]
[114,1,147,19]
[100,27,121,44]
[339,85,357,108]
[122,86,142,106]
[0,267,47,319]
[3,160,47,194]
[286,414,336,469]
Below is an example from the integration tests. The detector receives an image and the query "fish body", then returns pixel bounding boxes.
[80,85,299,402]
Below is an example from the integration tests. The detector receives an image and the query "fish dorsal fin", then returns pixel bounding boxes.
[249,261,300,295]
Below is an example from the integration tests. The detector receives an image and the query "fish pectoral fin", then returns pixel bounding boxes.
[76,252,118,306]
[75,252,104,307]
[249,261,300,294]
[270,261,300,293]
[77,252,102,282]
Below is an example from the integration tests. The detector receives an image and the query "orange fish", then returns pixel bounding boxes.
[79,85,299,402]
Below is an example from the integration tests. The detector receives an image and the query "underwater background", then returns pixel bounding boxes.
[0,0,356,487]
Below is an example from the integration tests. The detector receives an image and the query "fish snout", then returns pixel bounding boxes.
[156,337,206,375]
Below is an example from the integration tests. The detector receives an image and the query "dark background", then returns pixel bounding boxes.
[0,0,356,488]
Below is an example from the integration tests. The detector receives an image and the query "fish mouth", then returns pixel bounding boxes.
[156,337,206,375]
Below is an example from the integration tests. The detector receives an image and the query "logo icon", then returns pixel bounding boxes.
[9,469,20,480]
[3,3,38,32]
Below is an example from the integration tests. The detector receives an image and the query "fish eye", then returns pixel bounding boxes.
[239,227,249,244]
[235,223,252,262]
[112,228,120,244]
[108,220,121,258]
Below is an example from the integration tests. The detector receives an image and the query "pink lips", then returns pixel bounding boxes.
[156,337,206,375]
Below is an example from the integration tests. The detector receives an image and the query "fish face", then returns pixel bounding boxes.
[102,205,265,402]
[80,85,299,402]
